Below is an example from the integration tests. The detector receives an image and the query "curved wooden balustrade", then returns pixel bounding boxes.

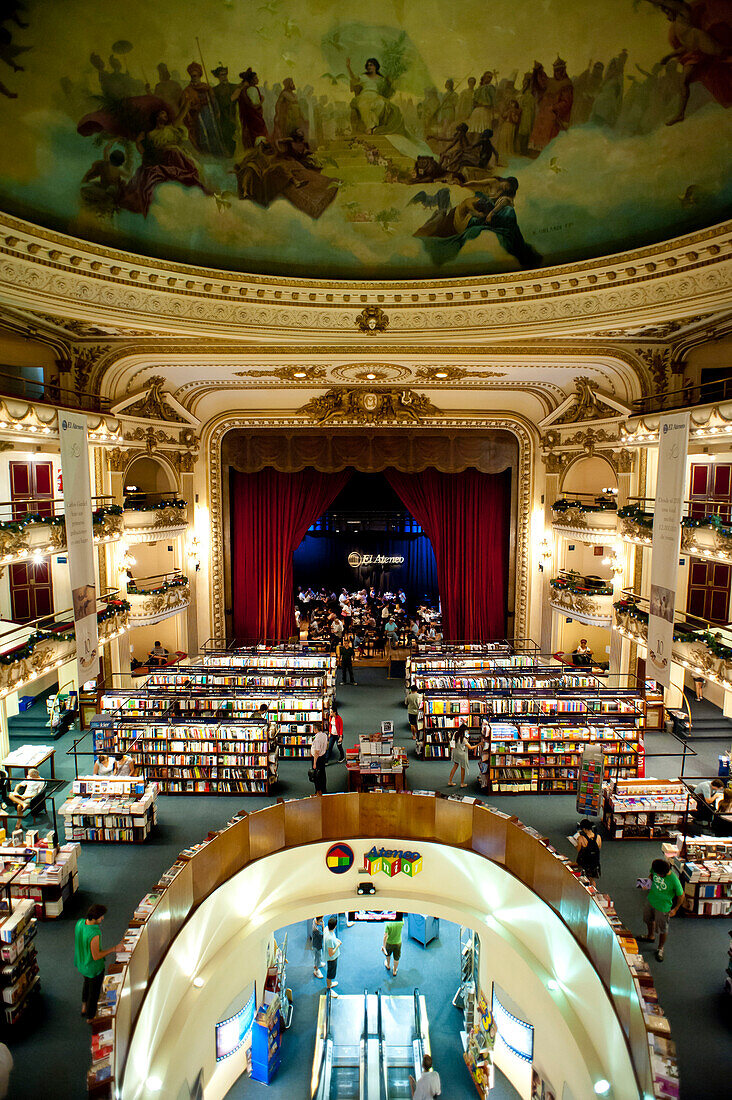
[100,793,675,1100]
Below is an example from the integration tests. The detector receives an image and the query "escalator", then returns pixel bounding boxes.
[311,989,429,1100]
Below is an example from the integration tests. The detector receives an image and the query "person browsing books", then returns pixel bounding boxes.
[326,704,345,763]
[311,727,328,793]
[324,916,341,997]
[75,904,123,1020]
[447,724,470,788]
[575,819,602,882]
[113,752,136,777]
[638,858,684,962]
[312,916,324,978]
[93,754,115,776]
[405,683,421,739]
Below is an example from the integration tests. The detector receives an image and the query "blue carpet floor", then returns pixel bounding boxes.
[3,665,730,1099]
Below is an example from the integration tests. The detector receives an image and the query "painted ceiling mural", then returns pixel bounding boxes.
[0,0,731,279]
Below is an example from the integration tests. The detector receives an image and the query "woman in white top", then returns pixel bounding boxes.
[93,754,115,776]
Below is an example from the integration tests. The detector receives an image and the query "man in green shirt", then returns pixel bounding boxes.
[74,904,122,1019]
[382,915,405,976]
[639,859,684,962]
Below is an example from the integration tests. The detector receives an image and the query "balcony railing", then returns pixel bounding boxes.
[0,592,130,698]
[551,492,618,539]
[0,496,123,563]
[122,495,187,543]
[126,571,190,625]
[548,571,614,626]
[631,374,732,416]
[0,366,112,414]
[613,591,732,687]
[618,497,732,562]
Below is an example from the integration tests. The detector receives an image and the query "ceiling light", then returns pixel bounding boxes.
[146,1077,163,1092]
[293,371,306,378]
[593,1082,611,1096]
[366,373,376,380]
[546,979,560,991]
[435,371,448,379]
[192,976,204,988]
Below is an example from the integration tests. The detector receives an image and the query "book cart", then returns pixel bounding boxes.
[0,894,39,1027]
[411,652,645,794]
[59,776,158,842]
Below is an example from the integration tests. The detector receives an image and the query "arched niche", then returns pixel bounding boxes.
[561,454,617,497]
[124,454,178,496]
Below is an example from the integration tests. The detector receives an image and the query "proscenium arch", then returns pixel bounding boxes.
[206,415,535,641]
[114,796,660,1100]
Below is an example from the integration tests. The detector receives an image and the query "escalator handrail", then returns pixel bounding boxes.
[376,990,389,1100]
[313,990,332,1100]
[413,988,424,1077]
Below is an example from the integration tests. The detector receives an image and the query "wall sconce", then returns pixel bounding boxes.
[187,536,201,572]
[601,547,624,578]
[118,545,136,575]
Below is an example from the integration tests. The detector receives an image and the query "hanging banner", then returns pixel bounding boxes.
[648,412,689,688]
[59,413,99,685]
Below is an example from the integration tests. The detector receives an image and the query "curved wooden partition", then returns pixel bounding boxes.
[95,793,676,1100]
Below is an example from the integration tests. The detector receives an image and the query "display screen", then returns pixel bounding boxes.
[491,985,534,1062]
[215,988,256,1061]
[347,910,401,922]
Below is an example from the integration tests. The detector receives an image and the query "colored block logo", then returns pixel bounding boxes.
[364,846,422,877]
[326,842,355,874]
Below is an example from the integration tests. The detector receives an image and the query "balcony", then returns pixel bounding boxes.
[0,595,130,698]
[551,493,618,543]
[0,498,123,566]
[618,497,732,565]
[613,593,732,689]
[548,572,613,627]
[126,572,190,626]
[122,494,188,544]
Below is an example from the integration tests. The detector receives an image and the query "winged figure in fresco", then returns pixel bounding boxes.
[409,177,541,269]
[643,0,732,122]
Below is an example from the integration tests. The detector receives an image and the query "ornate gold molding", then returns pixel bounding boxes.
[0,211,729,341]
[298,387,438,424]
[206,415,534,645]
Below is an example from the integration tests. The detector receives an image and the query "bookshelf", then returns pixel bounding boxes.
[0,832,80,919]
[0,898,39,1026]
[412,655,645,794]
[102,680,329,762]
[112,719,277,795]
[603,780,689,840]
[667,836,732,917]
[60,776,158,842]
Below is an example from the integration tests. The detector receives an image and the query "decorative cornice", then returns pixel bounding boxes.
[0,211,729,341]
[297,387,439,424]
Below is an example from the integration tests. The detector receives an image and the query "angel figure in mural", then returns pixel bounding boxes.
[644,0,732,122]
[345,56,406,135]
[410,176,541,269]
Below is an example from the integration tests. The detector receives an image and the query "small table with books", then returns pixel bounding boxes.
[346,732,408,792]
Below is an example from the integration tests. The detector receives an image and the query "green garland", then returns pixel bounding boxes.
[124,498,186,512]
[617,504,654,529]
[0,505,124,535]
[0,599,131,666]
[551,498,616,514]
[614,599,732,656]
[551,576,613,596]
[127,577,188,596]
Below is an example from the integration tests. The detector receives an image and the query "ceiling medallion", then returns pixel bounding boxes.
[299,387,438,425]
[355,306,389,335]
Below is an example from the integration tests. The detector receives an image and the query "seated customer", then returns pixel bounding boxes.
[572,639,593,667]
[147,641,169,667]
[693,777,724,825]
[7,769,46,816]
[113,753,136,777]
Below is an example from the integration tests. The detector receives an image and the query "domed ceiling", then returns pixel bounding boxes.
[0,0,730,280]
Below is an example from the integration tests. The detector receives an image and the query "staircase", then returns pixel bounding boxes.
[687,697,732,742]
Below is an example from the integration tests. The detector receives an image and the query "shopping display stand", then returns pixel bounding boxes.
[59,776,158,842]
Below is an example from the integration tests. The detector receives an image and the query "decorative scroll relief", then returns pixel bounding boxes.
[613,605,732,690]
[548,588,613,627]
[551,507,617,543]
[127,584,191,626]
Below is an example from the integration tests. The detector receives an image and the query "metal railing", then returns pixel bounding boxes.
[0,366,112,413]
[126,570,188,595]
[551,490,618,510]
[122,492,185,509]
[0,494,115,523]
[620,495,732,523]
[631,374,732,416]
[616,588,732,647]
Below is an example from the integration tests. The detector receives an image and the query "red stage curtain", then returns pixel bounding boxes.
[385,467,511,641]
[231,468,350,641]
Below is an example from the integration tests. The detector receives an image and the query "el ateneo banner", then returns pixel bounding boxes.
[648,412,689,688]
[59,413,99,685]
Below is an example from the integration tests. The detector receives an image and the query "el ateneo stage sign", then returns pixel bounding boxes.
[59,413,99,685]
[348,551,404,568]
[648,412,689,688]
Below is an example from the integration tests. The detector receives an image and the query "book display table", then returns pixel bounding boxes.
[60,777,158,842]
